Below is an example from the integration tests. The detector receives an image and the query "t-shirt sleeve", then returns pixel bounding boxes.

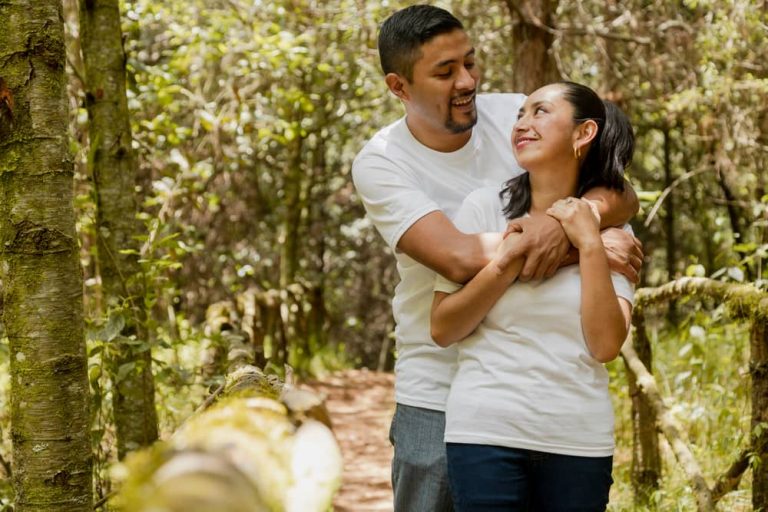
[351,153,441,251]
[433,190,493,294]
[611,223,637,305]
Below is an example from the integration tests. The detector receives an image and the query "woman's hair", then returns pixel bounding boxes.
[500,81,634,220]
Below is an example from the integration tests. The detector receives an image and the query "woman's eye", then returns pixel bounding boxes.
[535,106,546,114]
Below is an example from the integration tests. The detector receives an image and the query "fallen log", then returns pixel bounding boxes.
[111,366,342,512]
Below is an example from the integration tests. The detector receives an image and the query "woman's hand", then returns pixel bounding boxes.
[546,197,601,250]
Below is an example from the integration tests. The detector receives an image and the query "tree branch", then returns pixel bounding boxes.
[503,0,651,45]
[711,449,751,503]
[644,168,713,227]
[635,277,768,319]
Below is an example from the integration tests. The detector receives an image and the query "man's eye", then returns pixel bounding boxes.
[436,71,451,78]
[465,62,475,69]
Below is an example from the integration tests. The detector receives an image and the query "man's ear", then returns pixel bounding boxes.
[385,72,409,101]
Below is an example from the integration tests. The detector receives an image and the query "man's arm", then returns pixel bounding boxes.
[497,181,641,281]
[582,179,639,227]
[352,154,506,284]
[397,211,502,284]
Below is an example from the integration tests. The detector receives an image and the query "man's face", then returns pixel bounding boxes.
[401,29,481,145]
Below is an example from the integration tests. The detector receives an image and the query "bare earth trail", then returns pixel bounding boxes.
[304,369,395,512]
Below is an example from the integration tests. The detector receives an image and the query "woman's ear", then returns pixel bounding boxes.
[575,119,599,146]
[385,73,409,101]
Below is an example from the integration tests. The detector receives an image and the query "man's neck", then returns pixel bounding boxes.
[405,116,472,153]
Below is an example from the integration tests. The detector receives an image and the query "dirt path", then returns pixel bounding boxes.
[305,369,395,511]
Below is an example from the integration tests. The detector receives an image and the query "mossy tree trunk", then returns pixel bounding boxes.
[78,0,158,458]
[626,311,661,505]
[751,317,768,509]
[0,1,93,510]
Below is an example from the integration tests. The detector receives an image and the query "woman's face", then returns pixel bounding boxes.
[512,84,577,170]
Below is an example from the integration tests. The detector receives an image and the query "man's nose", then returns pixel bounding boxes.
[455,66,476,90]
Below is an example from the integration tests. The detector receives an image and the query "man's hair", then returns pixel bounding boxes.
[378,5,464,82]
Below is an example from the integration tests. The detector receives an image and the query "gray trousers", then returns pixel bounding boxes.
[389,403,454,512]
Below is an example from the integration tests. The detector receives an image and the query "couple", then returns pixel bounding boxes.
[352,5,641,511]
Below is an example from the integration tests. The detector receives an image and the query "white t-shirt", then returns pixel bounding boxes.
[352,94,527,411]
[435,186,635,457]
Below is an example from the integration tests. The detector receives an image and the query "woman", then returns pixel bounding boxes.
[430,81,635,511]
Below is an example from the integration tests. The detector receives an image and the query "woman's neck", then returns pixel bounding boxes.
[528,165,579,215]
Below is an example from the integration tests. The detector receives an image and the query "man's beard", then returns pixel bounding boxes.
[445,109,478,134]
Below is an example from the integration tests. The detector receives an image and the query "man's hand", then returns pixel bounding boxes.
[601,227,644,283]
[546,197,602,250]
[497,214,570,281]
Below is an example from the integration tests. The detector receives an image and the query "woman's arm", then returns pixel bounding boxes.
[576,242,633,362]
[430,234,524,347]
[547,198,632,363]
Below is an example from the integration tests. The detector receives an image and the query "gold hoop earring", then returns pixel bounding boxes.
[573,145,581,160]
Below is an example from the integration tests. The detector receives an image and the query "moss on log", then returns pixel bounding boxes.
[112,366,341,512]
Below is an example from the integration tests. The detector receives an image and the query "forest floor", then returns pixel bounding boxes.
[304,369,395,512]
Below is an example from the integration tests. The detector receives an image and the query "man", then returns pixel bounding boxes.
[352,5,642,511]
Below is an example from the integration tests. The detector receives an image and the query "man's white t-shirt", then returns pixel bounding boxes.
[435,186,635,456]
[352,94,526,411]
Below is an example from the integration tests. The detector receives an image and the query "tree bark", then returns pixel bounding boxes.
[113,367,341,512]
[0,1,93,510]
[663,128,678,322]
[505,0,561,94]
[751,317,768,509]
[625,310,661,504]
[79,0,158,459]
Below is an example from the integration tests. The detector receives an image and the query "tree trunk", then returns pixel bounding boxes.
[663,128,678,323]
[751,317,768,509]
[505,0,561,94]
[0,2,93,510]
[79,0,158,459]
[626,311,661,505]
[277,139,305,365]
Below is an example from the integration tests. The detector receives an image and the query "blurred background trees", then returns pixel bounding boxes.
[0,0,766,509]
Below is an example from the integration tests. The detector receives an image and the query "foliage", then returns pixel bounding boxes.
[608,305,752,510]
[0,0,766,508]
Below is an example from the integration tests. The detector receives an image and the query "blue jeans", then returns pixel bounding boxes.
[389,403,454,511]
[446,443,613,512]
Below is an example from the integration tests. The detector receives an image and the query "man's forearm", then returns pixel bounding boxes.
[583,180,639,228]
[448,232,504,284]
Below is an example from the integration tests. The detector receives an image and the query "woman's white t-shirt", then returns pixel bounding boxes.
[435,186,635,457]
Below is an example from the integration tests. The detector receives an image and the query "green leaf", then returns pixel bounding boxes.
[115,362,137,384]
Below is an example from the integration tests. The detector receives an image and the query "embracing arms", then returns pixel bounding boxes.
[397,212,503,284]
[399,182,641,286]
[497,181,642,282]
[430,234,524,347]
